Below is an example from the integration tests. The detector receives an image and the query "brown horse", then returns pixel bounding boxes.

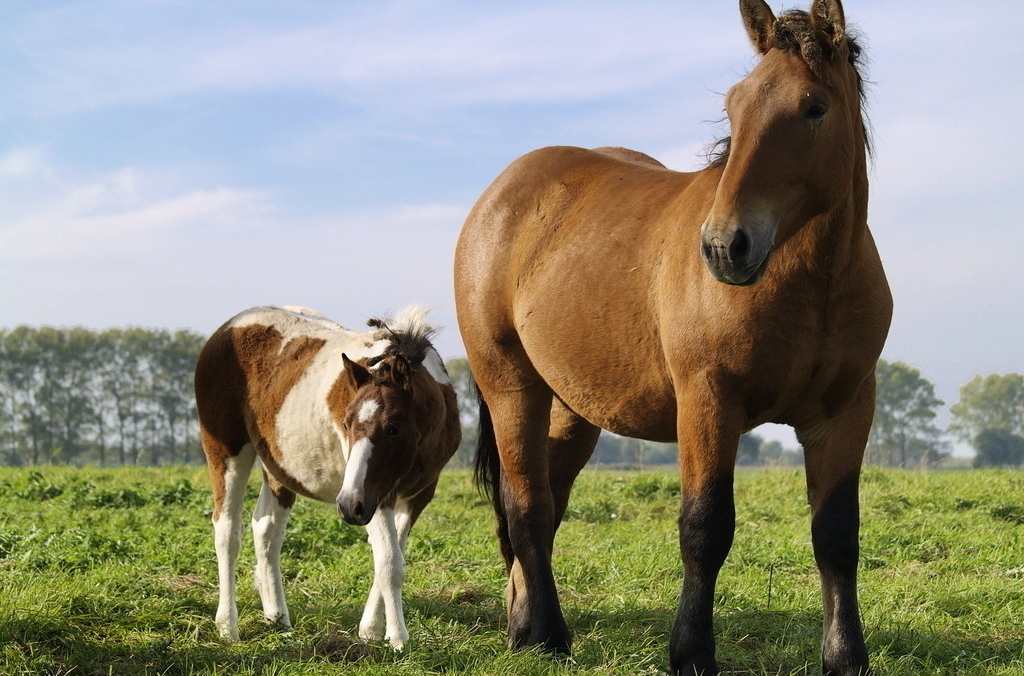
[454,1,891,674]
[195,305,460,648]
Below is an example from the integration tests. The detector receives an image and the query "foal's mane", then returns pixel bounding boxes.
[707,9,871,168]
[364,307,437,385]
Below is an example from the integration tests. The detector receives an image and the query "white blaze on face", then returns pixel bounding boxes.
[339,437,373,502]
[358,399,380,424]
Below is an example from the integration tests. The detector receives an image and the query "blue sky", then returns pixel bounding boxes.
[2,1,1021,451]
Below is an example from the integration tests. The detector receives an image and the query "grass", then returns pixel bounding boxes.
[1,466,1023,675]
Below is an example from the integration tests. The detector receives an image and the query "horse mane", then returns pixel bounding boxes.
[365,306,437,382]
[707,8,870,168]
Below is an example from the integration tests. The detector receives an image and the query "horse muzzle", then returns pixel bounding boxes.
[699,222,772,286]
[336,490,377,526]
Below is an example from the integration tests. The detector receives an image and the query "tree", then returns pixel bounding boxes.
[950,373,1024,443]
[972,429,1024,467]
[737,433,762,465]
[444,358,478,467]
[868,360,947,467]
[0,325,205,466]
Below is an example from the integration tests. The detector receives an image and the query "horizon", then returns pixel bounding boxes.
[2,1,1022,455]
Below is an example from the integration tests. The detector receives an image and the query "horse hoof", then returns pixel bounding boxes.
[216,622,239,643]
[822,637,870,675]
[672,656,719,676]
[507,623,571,655]
[822,659,870,676]
[263,612,291,630]
[359,622,384,642]
[387,633,408,651]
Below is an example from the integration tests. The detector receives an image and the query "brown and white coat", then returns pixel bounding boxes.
[195,305,460,648]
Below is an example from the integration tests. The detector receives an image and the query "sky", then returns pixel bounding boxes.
[2,1,1021,453]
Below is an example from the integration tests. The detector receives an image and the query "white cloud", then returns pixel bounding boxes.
[0,154,270,261]
[8,2,740,115]
[0,148,49,178]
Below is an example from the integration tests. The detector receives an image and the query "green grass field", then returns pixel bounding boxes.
[1,466,1022,675]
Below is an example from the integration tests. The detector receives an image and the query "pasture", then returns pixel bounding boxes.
[1,466,1022,675]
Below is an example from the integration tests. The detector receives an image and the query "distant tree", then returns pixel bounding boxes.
[737,433,762,465]
[0,326,205,466]
[444,358,478,467]
[972,429,1024,468]
[868,360,946,467]
[950,373,1024,444]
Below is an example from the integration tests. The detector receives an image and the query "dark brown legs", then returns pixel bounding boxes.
[799,380,874,676]
[669,378,741,675]
[488,384,570,651]
[481,380,599,655]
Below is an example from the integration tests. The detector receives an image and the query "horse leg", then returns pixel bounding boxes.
[359,482,437,643]
[252,470,294,629]
[364,506,408,650]
[486,383,573,653]
[503,399,597,631]
[548,399,600,528]
[205,436,256,642]
[669,379,742,675]
[797,381,873,676]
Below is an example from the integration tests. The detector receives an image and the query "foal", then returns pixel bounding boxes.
[195,306,460,648]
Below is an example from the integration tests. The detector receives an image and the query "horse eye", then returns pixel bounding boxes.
[806,102,828,120]
[384,422,400,436]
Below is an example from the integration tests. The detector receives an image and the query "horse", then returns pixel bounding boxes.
[454,1,890,673]
[194,305,460,649]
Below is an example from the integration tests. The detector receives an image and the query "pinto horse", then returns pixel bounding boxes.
[454,1,891,673]
[195,305,460,648]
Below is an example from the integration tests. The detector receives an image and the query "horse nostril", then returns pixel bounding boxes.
[701,241,714,261]
[730,229,751,262]
[352,501,364,519]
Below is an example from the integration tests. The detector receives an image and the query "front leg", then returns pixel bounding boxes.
[363,507,408,650]
[670,375,742,675]
[358,486,435,644]
[797,378,874,675]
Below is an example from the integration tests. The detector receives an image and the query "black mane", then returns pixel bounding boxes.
[365,316,436,372]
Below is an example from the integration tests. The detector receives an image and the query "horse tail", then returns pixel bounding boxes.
[473,385,513,570]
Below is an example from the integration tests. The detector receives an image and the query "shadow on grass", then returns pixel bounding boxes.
[409,591,1024,673]
[4,593,1022,674]
[0,599,381,674]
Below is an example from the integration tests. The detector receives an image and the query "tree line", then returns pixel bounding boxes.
[449,357,1024,469]
[0,327,203,466]
[0,326,1021,468]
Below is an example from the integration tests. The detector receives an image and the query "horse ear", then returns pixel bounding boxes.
[739,0,777,55]
[811,0,846,45]
[342,353,371,390]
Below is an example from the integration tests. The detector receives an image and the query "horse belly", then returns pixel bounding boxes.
[515,306,678,441]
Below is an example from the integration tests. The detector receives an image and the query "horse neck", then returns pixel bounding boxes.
[788,148,869,283]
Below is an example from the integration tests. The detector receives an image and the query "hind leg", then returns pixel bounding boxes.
[204,435,256,642]
[506,400,599,625]
[548,400,600,528]
[252,471,294,629]
[484,381,574,653]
